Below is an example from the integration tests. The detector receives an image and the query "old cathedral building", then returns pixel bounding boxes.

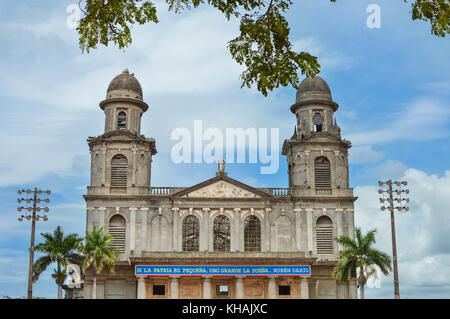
[83,69,357,299]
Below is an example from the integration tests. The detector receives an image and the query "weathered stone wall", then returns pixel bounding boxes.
[86,201,355,260]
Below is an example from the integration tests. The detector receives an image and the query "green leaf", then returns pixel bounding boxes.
[76,0,448,96]
[333,227,392,286]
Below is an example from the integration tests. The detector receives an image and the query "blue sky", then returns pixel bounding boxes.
[0,0,449,298]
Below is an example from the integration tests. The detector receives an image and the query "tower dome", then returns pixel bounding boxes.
[295,76,332,103]
[106,69,143,100]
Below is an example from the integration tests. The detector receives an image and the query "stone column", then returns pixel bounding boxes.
[265,208,271,252]
[233,208,241,251]
[336,209,343,252]
[304,149,311,184]
[96,279,105,299]
[294,208,302,251]
[332,150,339,188]
[141,207,149,251]
[268,277,277,299]
[306,208,313,255]
[86,207,97,232]
[132,145,137,186]
[137,277,146,299]
[92,277,97,299]
[235,277,245,299]
[170,277,180,299]
[101,144,106,186]
[97,207,106,230]
[347,209,355,239]
[202,277,212,299]
[203,208,210,251]
[300,277,309,299]
[129,207,137,254]
[172,208,179,251]
[349,280,358,299]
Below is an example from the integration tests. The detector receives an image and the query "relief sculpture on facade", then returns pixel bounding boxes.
[188,181,260,198]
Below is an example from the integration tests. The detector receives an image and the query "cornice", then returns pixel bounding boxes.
[290,99,339,113]
[99,97,149,112]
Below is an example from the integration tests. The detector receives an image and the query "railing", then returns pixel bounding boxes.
[151,187,171,195]
[260,187,341,197]
[268,188,291,196]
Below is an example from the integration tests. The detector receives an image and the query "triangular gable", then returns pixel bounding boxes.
[171,174,272,199]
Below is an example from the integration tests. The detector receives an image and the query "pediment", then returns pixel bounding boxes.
[171,174,272,199]
[187,181,261,198]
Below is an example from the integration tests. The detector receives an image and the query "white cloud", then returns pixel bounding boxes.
[0,198,86,243]
[7,7,78,45]
[356,159,408,181]
[354,168,450,298]
[0,249,28,285]
[292,37,354,71]
[2,4,244,111]
[348,97,450,145]
[419,80,450,96]
[0,4,286,187]
[349,146,384,164]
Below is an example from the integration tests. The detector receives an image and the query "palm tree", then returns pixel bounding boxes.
[81,225,119,299]
[33,226,83,299]
[333,227,392,299]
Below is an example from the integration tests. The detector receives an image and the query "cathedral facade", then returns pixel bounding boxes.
[83,69,357,299]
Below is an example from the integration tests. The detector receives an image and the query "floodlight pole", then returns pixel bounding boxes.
[379,180,409,299]
[18,188,50,299]
[387,181,400,300]
[27,188,37,299]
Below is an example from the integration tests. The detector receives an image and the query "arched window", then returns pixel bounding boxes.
[312,112,324,132]
[117,112,127,130]
[213,215,230,252]
[109,215,126,254]
[316,216,333,254]
[244,215,261,252]
[182,215,199,251]
[111,155,128,186]
[315,156,331,188]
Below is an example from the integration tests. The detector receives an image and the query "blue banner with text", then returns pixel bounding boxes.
[135,265,311,276]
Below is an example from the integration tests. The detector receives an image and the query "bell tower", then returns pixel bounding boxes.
[87,69,157,193]
[282,76,351,189]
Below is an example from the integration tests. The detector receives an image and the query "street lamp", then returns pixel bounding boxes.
[378,180,409,299]
[17,188,51,299]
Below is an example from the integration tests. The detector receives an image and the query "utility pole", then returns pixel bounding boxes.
[378,180,409,299]
[17,188,51,299]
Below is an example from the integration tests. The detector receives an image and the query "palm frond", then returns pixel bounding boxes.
[335,235,358,250]
[32,256,52,283]
[82,226,119,275]
[333,227,392,289]
[32,226,83,288]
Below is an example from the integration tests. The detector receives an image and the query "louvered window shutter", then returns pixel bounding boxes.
[109,216,126,254]
[111,155,128,186]
[117,112,127,130]
[315,157,331,188]
[316,217,333,254]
